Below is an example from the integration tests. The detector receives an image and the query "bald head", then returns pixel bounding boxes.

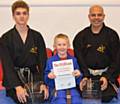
[88,5,105,28]
[89,5,104,14]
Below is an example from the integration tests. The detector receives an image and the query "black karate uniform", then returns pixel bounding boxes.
[115,48,120,78]
[2,26,47,104]
[73,23,120,102]
[0,38,18,88]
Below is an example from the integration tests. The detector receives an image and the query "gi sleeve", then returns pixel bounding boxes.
[73,32,90,78]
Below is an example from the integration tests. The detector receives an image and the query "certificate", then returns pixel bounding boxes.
[53,59,76,90]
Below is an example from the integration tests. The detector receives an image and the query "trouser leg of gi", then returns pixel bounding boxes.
[91,75,117,103]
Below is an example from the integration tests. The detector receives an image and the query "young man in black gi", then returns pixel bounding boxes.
[2,0,48,104]
[0,38,17,104]
[73,5,120,103]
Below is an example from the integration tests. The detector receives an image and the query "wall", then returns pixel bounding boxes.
[0,0,120,49]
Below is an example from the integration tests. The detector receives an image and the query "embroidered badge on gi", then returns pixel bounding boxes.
[30,47,38,54]
[97,45,106,53]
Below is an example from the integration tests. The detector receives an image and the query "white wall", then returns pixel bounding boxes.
[1,0,120,5]
[0,0,120,49]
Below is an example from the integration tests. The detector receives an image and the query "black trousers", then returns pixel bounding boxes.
[101,81,117,102]
[91,76,118,103]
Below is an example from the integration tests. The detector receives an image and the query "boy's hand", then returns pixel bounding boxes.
[72,69,81,77]
[48,72,56,79]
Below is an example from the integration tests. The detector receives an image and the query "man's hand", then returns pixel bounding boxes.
[79,77,88,91]
[15,86,29,103]
[100,76,108,91]
[40,84,49,100]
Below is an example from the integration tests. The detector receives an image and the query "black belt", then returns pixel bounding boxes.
[15,67,45,103]
[15,67,31,84]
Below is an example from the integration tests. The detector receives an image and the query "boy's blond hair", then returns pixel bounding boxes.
[54,33,70,47]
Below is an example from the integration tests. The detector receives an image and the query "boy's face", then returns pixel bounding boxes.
[13,8,29,26]
[54,38,69,57]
